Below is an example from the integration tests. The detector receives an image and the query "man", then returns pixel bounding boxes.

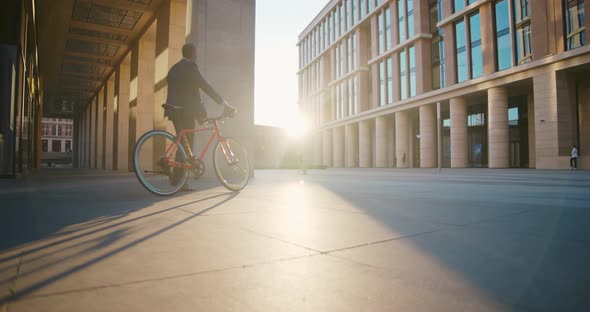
[165,43,235,188]
[571,144,579,170]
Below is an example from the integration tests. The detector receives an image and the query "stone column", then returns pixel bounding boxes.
[155,0,187,135]
[187,0,256,177]
[85,106,90,168]
[480,3,496,75]
[579,80,590,164]
[359,119,372,168]
[396,111,409,168]
[346,123,359,168]
[323,129,333,168]
[116,55,131,172]
[134,22,157,171]
[105,75,115,170]
[533,70,559,168]
[420,104,437,168]
[333,126,345,168]
[375,115,389,167]
[415,39,432,95]
[450,97,468,168]
[443,24,457,86]
[488,87,509,168]
[96,87,105,169]
[527,93,536,168]
[90,96,97,168]
[78,112,84,168]
[311,132,323,167]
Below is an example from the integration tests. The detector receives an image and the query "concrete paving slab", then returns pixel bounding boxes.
[1,168,589,311]
[9,254,509,312]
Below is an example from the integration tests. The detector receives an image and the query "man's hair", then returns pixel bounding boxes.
[182,43,196,58]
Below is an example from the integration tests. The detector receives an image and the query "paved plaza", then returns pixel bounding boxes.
[0,169,589,311]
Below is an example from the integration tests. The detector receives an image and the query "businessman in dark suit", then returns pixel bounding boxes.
[165,43,235,188]
[165,43,235,133]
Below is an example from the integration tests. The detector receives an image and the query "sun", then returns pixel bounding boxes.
[286,112,309,139]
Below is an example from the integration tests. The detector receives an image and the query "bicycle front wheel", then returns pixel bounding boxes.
[134,130,188,196]
[213,137,250,191]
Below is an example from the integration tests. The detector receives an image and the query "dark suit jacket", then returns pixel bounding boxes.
[165,59,223,120]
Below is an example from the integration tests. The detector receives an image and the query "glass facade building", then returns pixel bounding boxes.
[297,0,589,170]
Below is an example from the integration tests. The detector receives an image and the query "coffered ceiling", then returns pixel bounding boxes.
[37,0,164,118]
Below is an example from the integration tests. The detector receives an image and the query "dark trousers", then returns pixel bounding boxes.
[570,157,578,169]
[172,115,195,161]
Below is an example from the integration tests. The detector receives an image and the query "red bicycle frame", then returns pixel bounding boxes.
[163,119,233,169]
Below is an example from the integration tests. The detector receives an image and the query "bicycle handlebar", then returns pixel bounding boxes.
[201,108,236,125]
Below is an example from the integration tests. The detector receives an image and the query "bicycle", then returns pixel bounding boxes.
[133,104,250,196]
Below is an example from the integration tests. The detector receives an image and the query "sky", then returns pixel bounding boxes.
[254,0,330,129]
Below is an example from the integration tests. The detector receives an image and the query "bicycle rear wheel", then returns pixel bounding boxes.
[213,137,250,191]
[134,130,188,196]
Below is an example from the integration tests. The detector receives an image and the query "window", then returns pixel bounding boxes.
[495,0,512,70]
[51,124,57,136]
[335,8,340,39]
[353,0,358,25]
[347,0,352,31]
[334,44,340,78]
[353,32,358,69]
[470,12,483,78]
[455,20,468,83]
[408,0,414,38]
[341,82,346,117]
[398,0,406,43]
[387,57,394,103]
[385,6,392,50]
[514,0,532,64]
[42,123,51,136]
[454,0,465,12]
[42,140,48,152]
[348,36,353,72]
[52,140,62,153]
[340,3,345,35]
[65,140,72,153]
[378,12,384,54]
[336,85,341,118]
[361,0,366,18]
[409,45,416,97]
[565,0,586,50]
[400,50,408,99]
[354,76,359,114]
[430,0,445,89]
[349,79,354,115]
[380,61,386,106]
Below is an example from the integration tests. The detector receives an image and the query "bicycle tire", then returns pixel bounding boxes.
[134,130,188,196]
[213,137,250,191]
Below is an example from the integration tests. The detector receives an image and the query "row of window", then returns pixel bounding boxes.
[42,123,73,137]
[301,0,586,122]
[378,45,416,107]
[41,140,72,153]
[300,0,385,68]
[452,0,533,83]
[334,76,360,119]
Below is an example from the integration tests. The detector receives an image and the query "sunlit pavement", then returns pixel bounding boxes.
[1,168,589,311]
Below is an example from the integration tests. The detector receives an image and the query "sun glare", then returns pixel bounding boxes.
[286,113,309,139]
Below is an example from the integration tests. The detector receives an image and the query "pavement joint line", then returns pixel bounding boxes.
[14,253,323,301]
[237,227,323,254]
[321,229,447,255]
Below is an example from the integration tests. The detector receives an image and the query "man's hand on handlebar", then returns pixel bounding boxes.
[222,100,237,117]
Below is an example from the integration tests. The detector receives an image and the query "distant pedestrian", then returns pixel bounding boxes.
[570,144,579,170]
